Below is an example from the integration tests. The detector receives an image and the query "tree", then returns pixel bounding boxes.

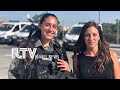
[102,23,116,33]
[32,13,45,23]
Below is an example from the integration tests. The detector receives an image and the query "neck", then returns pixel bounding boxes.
[84,47,98,56]
[41,38,51,47]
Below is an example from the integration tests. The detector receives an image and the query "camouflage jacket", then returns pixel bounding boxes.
[8,37,68,79]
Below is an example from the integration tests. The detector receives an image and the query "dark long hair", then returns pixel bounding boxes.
[73,21,112,73]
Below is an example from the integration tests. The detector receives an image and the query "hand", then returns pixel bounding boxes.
[57,59,70,71]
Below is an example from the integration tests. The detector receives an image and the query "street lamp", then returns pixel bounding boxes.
[98,11,101,24]
[116,19,119,44]
[45,11,48,13]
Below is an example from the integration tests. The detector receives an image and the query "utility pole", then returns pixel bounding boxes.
[27,14,30,22]
[45,11,48,13]
[98,11,101,24]
[117,19,119,44]
[62,19,64,41]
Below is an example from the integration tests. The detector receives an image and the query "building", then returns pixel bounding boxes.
[0,19,6,24]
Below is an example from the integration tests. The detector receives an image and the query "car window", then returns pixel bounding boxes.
[12,25,19,32]
[21,24,26,28]
[0,24,14,31]
[68,27,82,35]
[20,25,38,32]
[20,25,31,32]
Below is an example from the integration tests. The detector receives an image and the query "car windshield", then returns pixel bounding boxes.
[20,25,38,32]
[67,27,82,35]
[20,25,31,32]
[0,24,14,31]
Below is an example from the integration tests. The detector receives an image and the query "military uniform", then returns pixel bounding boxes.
[8,35,68,79]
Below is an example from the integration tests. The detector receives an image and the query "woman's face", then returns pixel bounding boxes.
[84,26,100,49]
[38,16,58,40]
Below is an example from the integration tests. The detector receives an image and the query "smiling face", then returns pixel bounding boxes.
[38,16,58,41]
[84,26,100,49]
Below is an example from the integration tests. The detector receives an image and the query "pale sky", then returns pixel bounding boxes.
[0,11,119,27]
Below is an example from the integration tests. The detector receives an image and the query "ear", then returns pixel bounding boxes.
[38,23,41,27]
[99,36,100,40]
[38,23,41,29]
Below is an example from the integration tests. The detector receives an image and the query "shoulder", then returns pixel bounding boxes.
[53,39,65,52]
[19,38,37,48]
[110,50,118,58]
[110,50,118,63]
[53,39,61,48]
[72,53,80,60]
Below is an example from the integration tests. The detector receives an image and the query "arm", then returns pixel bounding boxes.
[72,55,79,74]
[61,46,68,63]
[110,50,120,79]
[57,45,70,71]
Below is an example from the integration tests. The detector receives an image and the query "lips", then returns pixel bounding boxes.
[89,42,94,44]
[45,31,54,37]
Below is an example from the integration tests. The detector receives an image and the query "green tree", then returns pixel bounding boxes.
[102,23,116,33]
[32,13,44,23]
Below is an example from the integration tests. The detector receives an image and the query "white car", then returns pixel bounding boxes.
[0,22,32,44]
[15,23,38,46]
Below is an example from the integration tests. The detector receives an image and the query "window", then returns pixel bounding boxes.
[12,25,19,32]
[20,25,38,32]
[21,24,26,28]
[20,25,31,32]
[68,27,82,35]
[0,24,14,31]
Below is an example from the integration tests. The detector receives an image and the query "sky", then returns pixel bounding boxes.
[0,11,120,27]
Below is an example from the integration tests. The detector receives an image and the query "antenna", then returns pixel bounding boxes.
[98,11,101,24]
[27,14,30,20]
[26,14,33,22]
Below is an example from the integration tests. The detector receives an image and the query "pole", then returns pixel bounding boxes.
[117,19,119,44]
[98,11,101,24]
[45,11,48,13]
[62,19,64,41]
[27,14,30,22]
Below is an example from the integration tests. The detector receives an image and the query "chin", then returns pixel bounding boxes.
[87,45,95,48]
[46,36,53,40]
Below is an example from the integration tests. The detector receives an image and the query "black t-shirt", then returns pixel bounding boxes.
[77,53,114,79]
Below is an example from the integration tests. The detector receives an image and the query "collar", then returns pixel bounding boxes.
[35,38,60,48]
[35,39,42,47]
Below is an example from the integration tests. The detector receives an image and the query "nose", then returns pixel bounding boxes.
[89,35,93,40]
[49,26,54,31]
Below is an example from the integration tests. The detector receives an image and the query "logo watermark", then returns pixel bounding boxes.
[12,48,60,61]
[12,48,37,59]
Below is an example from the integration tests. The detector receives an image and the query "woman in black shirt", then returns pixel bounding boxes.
[72,21,120,79]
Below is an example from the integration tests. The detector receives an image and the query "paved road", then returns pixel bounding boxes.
[0,45,15,79]
[0,44,120,79]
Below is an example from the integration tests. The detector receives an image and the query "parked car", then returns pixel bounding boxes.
[0,22,32,44]
[15,23,38,46]
[63,22,103,50]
